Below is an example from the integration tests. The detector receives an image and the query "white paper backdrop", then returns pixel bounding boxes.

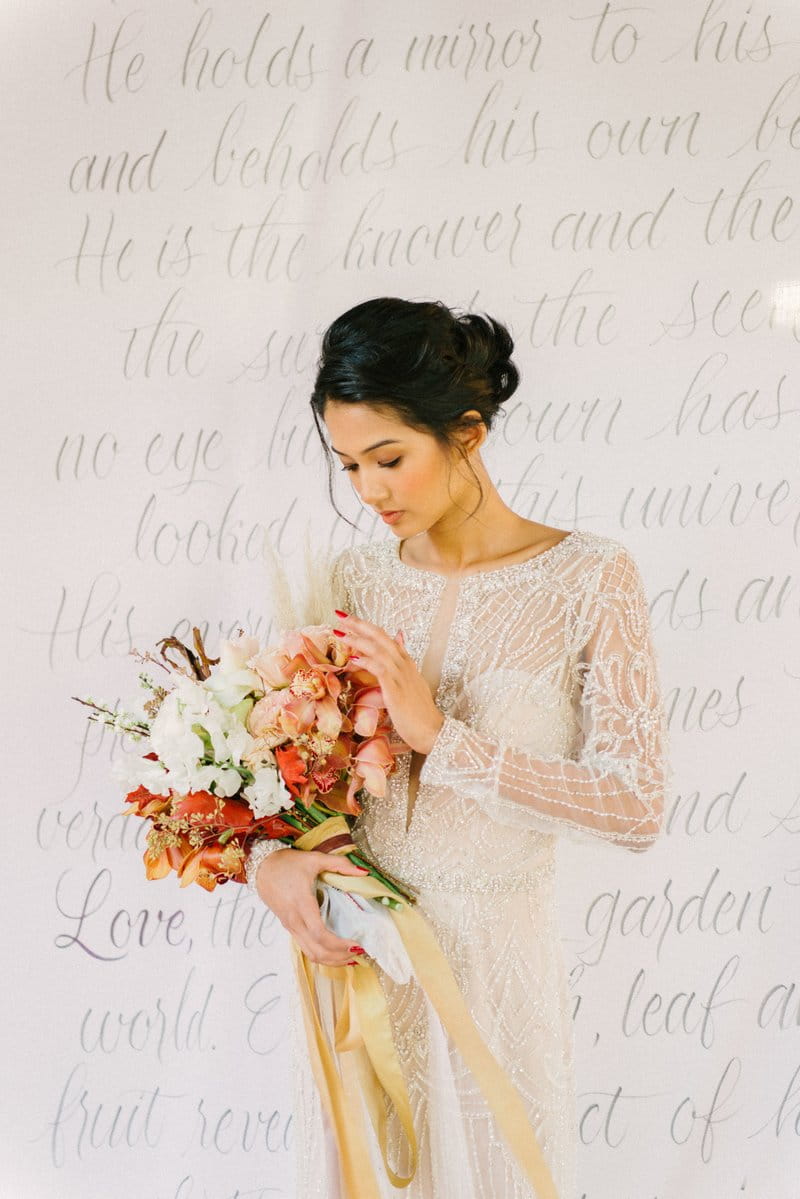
[2,2,799,1196]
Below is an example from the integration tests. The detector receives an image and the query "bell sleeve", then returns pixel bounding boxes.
[417,544,670,852]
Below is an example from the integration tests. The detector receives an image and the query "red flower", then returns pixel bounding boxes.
[172,790,255,830]
[274,744,309,797]
[251,813,297,839]
[124,785,171,818]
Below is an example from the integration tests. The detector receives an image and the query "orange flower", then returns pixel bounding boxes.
[248,626,336,688]
[176,841,242,891]
[124,785,171,819]
[274,744,309,797]
[252,814,297,839]
[310,763,339,794]
[144,832,194,882]
[172,790,255,830]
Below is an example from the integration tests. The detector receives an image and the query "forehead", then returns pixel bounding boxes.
[324,401,415,455]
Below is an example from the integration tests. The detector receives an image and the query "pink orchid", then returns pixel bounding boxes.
[351,685,387,737]
[351,734,395,799]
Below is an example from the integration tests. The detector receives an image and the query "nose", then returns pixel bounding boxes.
[355,475,391,509]
[361,490,390,509]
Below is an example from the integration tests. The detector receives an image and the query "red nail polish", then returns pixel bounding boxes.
[333,628,344,636]
[334,609,348,618]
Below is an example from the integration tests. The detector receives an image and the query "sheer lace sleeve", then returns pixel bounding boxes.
[329,545,353,613]
[245,837,291,896]
[418,545,670,853]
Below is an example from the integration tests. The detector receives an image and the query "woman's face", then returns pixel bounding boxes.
[323,399,477,535]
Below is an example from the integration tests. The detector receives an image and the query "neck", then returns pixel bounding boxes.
[405,466,546,573]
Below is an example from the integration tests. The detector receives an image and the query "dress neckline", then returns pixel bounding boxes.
[391,528,580,584]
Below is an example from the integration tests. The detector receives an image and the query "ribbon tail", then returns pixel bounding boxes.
[322,958,417,1188]
[288,814,560,1198]
[291,941,385,1199]
[391,902,561,1199]
[351,963,418,1187]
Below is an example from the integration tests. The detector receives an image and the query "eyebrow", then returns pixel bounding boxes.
[330,438,402,457]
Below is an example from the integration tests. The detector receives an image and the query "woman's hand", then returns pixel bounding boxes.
[256,848,371,966]
[333,610,444,755]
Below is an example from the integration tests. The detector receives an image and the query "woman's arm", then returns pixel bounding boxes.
[418,544,671,852]
[244,837,290,895]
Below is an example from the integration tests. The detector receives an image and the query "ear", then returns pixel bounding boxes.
[455,409,487,456]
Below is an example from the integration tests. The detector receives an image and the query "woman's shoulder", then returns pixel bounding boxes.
[330,539,386,574]
[328,539,389,595]
[566,529,643,571]
[565,530,653,620]
[487,530,650,619]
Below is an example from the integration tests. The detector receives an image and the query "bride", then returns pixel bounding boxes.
[245,296,671,1198]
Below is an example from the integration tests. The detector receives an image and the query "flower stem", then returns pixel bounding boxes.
[345,850,418,906]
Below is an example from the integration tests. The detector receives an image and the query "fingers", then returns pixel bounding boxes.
[334,614,404,660]
[314,852,370,876]
[293,892,366,967]
[277,852,369,966]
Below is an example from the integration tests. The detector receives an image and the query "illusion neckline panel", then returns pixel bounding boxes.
[388,527,593,587]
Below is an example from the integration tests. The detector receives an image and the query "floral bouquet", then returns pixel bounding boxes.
[72,623,417,904]
[70,562,557,1198]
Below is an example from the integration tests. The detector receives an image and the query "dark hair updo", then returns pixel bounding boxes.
[310,296,520,527]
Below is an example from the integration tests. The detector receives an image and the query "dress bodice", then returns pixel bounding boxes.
[281,526,670,1199]
[330,528,634,895]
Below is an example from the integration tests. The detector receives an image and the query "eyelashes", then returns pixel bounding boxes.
[340,458,402,473]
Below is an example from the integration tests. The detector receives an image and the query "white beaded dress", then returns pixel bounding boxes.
[245,527,671,1199]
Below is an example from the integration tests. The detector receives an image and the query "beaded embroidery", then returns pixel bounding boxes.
[243,525,671,1199]
[244,835,287,897]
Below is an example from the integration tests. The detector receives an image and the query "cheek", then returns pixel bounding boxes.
[400,462,438,497]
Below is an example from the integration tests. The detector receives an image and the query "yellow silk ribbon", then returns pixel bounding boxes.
[291,816,559,1199]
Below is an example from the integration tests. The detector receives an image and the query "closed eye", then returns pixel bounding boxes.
[340,457,401,473]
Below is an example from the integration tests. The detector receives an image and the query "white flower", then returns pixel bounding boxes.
[242,761,293,819]
[112,668,270,801]
[190,761,244,798]
[148,688,206,771]
[206,633,263,709]
[225,721,254,765]
[111,751,171,796]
